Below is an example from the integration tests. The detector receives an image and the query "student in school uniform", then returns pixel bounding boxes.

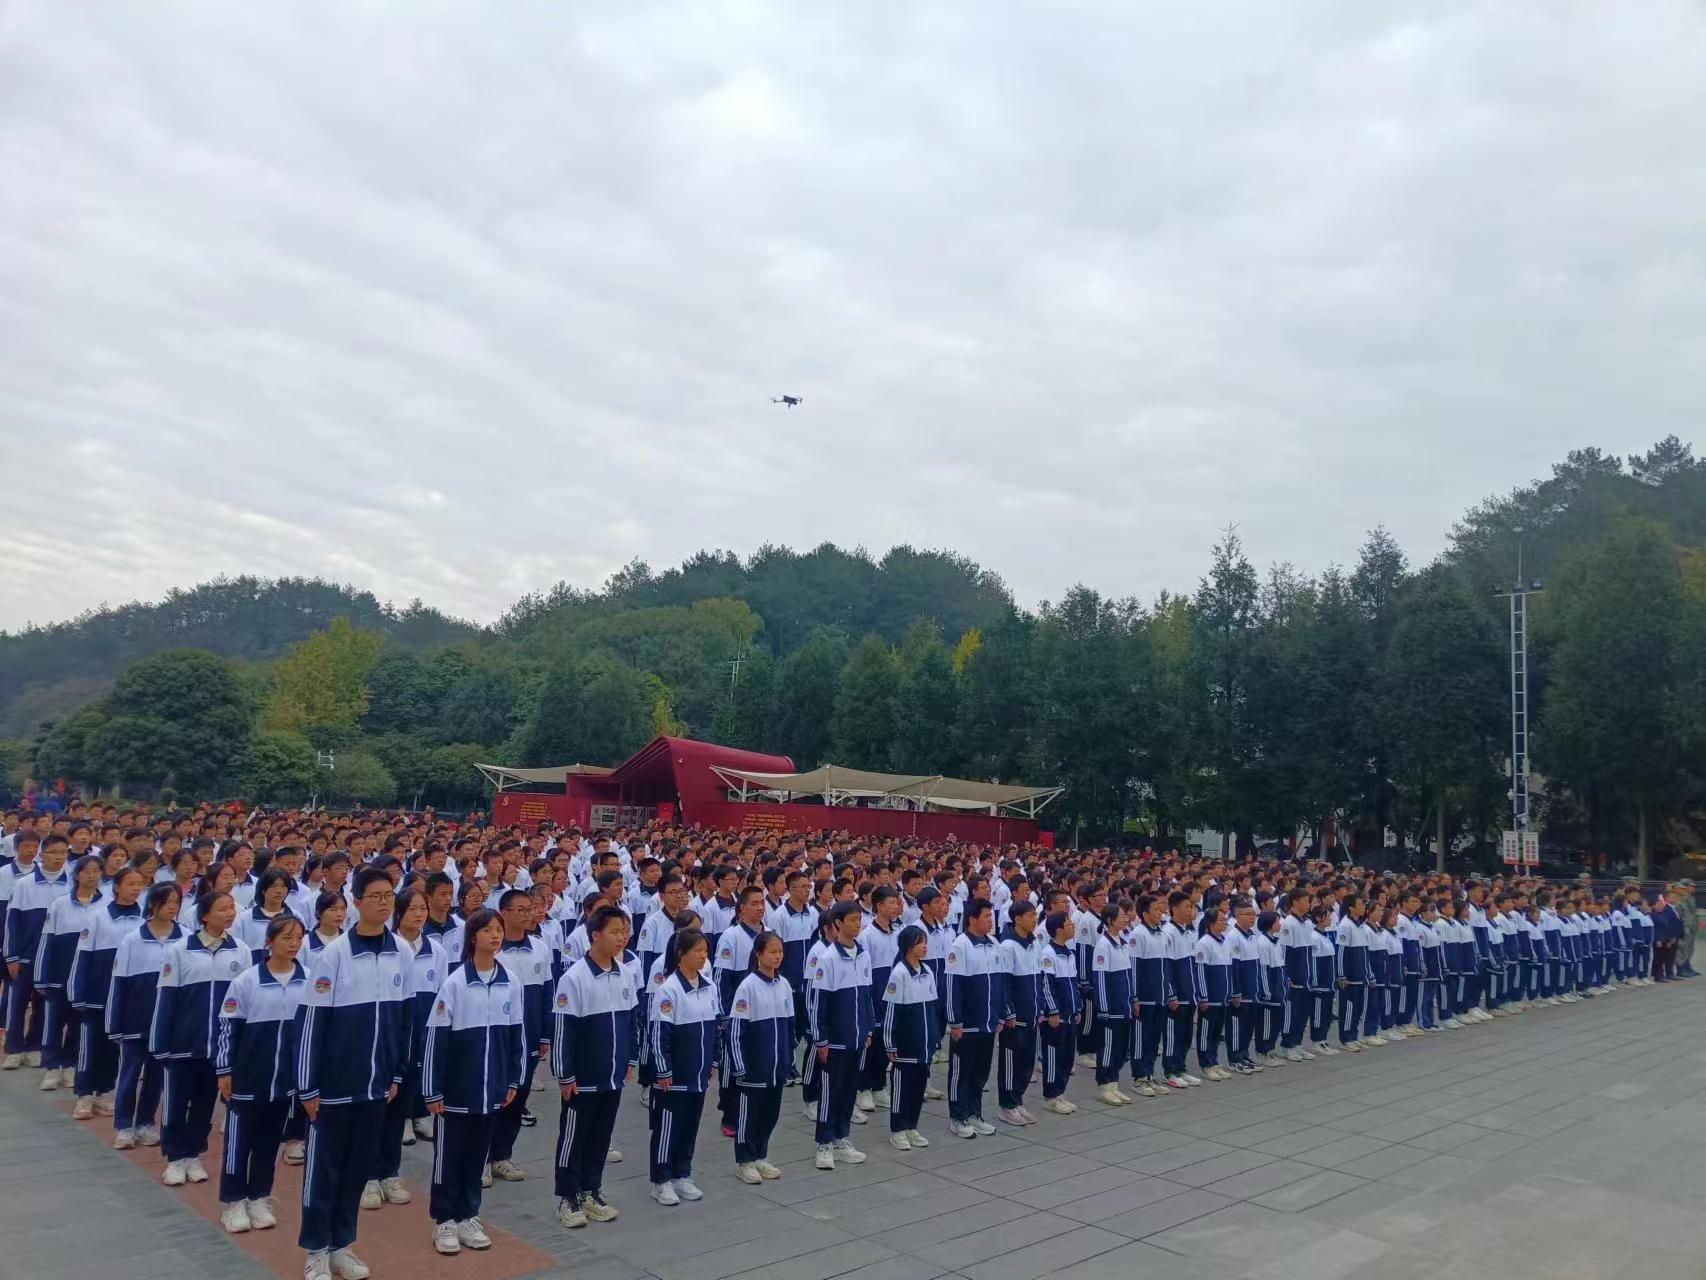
[1307,905,1341,1055]
[1161,893,1203,1087]
[296,866,412,1280]
[809,902,874,1166]
[69,863,147,1117]
[1254,910,1287,1067]
[307,892,347,953]
[368,886,441,1199]
[215,913,308,1234]
[1190,907,1233,1081]
[1332,896,1371,1052]
[918,888,955,1095]
[236,869,300,964]
[552,903,636,1229]
[649,927,721,1205]
[798,911,837,1122]
[715,886,768,1136]
[1416,901,1446,1030]
[423,907,525,1256]
[1126,894,1173,1092]
[1379,908,1406,1037]
[728,929,793,1181]
[1037,910,1079,1113]
[1225,899,1265,1074]
[855,886,904,1118]
[152,889,246,1187]
[945,898,1006,1139]
[1070,882,1106,1067]
[35,853,105,1092]
[996,900,1044,1125]
[485,889,554,1185]
[109,882,184,1148]
[1278,893,1316,1062]
[770,871,819,1085]
[5,832,72,1071]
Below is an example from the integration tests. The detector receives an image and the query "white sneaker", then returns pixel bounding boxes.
[924,1083,944,1100]
[999,1107,1027,1126]
[1183,1073,1203,1086]
[221,1201,252,1234]
[754,1160,782,1179]
[490,1159,526,1181]
[848,1105,868,1125]
[1283,1048,1304,1062]
[304,1250,332,1280]
[815,1144,836,1170]
[802,1102,820,1121]
[1098,1082,1129,1106]
[59,1066,75,1088]
[23,1052,40,1067]
[282,1138,303,1163]
[331,1249,371,1279]
[379,1177,411,1205]
[0,1054,19,1070]
[609,1148,623,1162]
[481,1163,493,1188]
[185,1156,208,1183]
[969,1117,996,1136]
[113,1128,137,1150]
[1342,1040,1364,1053]
[434,1222,461,1254]
[72,1095,95,1120]
[950,1119,976,1139]
[889,1131,912,1151]
[1164,1074,1188,1090]
[831,1141,865,1165]
[557,1197,589,1228]
[1366,1034,1388,1046]
[855,1090,876,1112]
[736,1162,763,1184]
[1076,1053,1097,1069]
[1443,1017,1464,1029]
[248,1198,277,1230]
[95,1092,116,1115]
[581,1191,621,1219]
[39,1070,59,1092]
[359,1180,383,1211]
[674,1177,705,1201]
[1045,1097,1075,1114]
[905,1130,929,1147]
[412,1118,435,1141]
[1315,1043,1339,1057]
[162,1158,187,1186]
[455,1219,491,1250]
[1016,1106,1039,1123]
[872,1088,891,1107]
[138,1125,161,1147]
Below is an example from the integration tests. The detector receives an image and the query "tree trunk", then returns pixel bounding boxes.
[1435,783,1447,875]
[1636,798,1649,881]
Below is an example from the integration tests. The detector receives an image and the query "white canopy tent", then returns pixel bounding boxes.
[710,763,1062,818]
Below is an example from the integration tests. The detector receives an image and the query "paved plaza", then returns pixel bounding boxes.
[3,981,1704,1280]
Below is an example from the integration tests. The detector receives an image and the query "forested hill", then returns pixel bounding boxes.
[0,578,479,737]
[0,547,1017,739]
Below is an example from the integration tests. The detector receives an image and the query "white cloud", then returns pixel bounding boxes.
[1,1,1703,630]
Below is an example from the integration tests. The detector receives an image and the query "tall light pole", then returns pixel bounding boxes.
[1496,543,1543,854]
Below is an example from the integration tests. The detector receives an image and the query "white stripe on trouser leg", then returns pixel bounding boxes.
[433,1118,445,1187]
[558,1108,576,1167]
[302,1126,317,1209]
[738,1091,747,1144]
[1101,1028,1110,1067]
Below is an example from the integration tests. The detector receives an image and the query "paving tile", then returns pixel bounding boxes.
[1249,1169,1369,1212]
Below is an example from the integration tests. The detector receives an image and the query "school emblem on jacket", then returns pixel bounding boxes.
[814,966,825,980]
[719,946,733,961]
[733,998,748,1013]
[946,952,958,966]
[425,969,436,985]
[161,963,173,977]
[503,1001,511,1014]
[230,960,244,975]
[657,998,673,1015]
[314,977,333,994]
[80,928,90,940]
[393,973,403,987]
[436,1000,447,1016]
[1093,953,1107,967]
[222,997,239,1013]
[556,993,569,1009]
[885,982,897,996]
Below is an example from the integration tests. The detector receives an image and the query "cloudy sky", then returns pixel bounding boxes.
[3,3,1703,632]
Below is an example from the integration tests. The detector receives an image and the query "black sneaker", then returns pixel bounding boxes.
[520,1108,537,1127]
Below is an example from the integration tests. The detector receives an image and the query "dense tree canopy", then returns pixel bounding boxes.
[9,443,1705,867]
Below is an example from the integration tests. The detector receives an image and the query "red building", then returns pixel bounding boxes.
[479,737,1060,845]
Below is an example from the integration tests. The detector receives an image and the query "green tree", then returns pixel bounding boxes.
[1538,522,1690,877]
[241,731,318,803]
[263,617,384,735]
[1382,569,1504,870]
[33,703,111,790]
[1191,530,1262,854]
[512,654,665,767]
[954,613,1035,783]
[831,635,900,770]
[772,628,847,768]
[891,622,957,774]
[711,647,777,751]
[326,751,397,806]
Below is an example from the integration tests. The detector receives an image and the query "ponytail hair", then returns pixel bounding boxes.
[749,929,783,972]
[664,927,707,977]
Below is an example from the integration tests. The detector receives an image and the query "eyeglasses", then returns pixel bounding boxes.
[361,892,395,905]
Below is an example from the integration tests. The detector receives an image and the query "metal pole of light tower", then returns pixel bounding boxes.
[1497,545,1542,861]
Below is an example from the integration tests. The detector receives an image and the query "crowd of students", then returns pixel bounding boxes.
[0,801,1694,1280]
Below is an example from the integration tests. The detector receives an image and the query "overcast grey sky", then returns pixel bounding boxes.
[3,3,1703,632]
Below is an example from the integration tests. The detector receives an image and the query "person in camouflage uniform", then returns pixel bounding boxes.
[1673,879,1697,977]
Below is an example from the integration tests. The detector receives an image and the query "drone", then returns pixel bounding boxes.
[771,394,802,408]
